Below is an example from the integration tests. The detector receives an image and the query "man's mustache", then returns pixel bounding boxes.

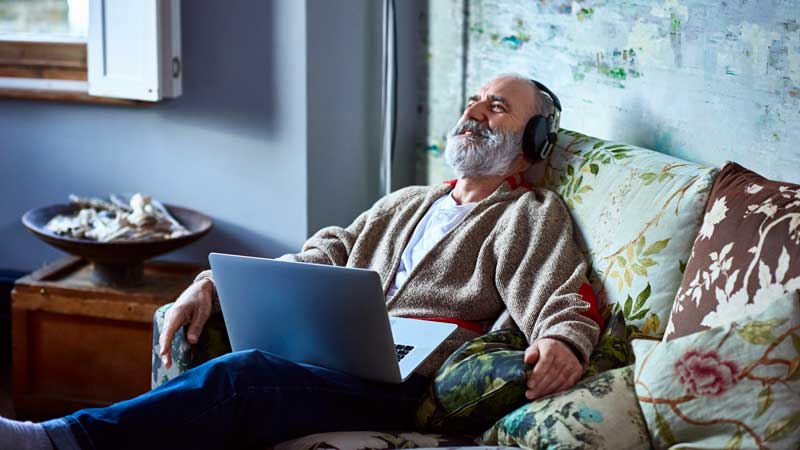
[451,119,492,138]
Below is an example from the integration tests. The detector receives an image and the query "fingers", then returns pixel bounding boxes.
[526,348,558,399]
[523,344,539,365]
[158,280,213,369]
[186,295,211,344]
[547,364,576,394]
[159,308,179,369]
[567,367,582,387]
[524,339,584,401]
[527,363,569,399]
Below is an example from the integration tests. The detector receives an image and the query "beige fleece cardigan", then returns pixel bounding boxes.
[196,178,600,377]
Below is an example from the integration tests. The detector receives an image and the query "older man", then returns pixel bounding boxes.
[1,75,600,450]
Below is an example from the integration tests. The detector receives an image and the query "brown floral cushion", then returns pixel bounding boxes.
[665,162,800,341]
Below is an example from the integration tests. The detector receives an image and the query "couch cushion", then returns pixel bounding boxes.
[271,431,479,450]
[665,162,800,341]
[151,302,231,389]
[633,290,800,449]
[535,130,718,337]
[414,329,530,436]
[478,365,650,450]
[414,312,633,436]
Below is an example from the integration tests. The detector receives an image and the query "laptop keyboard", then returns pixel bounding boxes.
[395,344,415,361]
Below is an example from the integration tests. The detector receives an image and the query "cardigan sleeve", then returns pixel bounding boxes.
[274,209,370,266]
[193,185,430,287]
[275,185,431,265]
[493,189,600,366]
[191,209,371,312]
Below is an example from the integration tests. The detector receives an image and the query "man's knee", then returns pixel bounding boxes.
[206,349,293,386]
[204,350,299,394]
[215,349,278,373]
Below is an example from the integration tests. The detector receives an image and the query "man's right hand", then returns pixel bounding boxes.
[159,277,216,369]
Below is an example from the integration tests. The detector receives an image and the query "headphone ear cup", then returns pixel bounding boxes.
[540,132,557,159]
[522,118,538,161]
[523,117,549,162]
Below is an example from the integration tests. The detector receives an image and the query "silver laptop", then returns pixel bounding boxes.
[208,252,457,383]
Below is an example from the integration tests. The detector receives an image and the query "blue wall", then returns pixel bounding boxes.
[306,0,383,232]
[0,0,383,272]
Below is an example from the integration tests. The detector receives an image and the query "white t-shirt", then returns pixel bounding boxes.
[386,192,477,298]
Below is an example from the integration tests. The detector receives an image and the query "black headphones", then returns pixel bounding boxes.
[521,79,562,163]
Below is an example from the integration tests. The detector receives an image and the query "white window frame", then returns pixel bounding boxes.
[0,34,86,44]
[0,0,181,102]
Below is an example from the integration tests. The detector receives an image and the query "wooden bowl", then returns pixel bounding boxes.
[22,203,213,287]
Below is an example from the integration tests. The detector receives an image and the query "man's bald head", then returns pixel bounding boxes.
[488,73,556,123]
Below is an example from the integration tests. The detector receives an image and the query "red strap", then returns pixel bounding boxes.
[444,174,533,191]
[413,317,484,334]
[578,283,604,329]
[505,173,519,189]
[504,172,533,191]
[413,285,601,335]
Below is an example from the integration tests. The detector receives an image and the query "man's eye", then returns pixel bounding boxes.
[491,104,505,112]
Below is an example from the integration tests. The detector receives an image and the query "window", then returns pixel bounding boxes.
[0,0,88,40]
[0,0,181,104]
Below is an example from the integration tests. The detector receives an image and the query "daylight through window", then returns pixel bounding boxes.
[0,0,88,42]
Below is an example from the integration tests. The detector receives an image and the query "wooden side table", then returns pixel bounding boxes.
[12,256,203,420]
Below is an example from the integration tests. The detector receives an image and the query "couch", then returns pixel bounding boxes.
[150,128,799,449]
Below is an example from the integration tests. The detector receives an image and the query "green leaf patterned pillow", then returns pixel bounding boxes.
[633,290,800,449]
[478,365,651,450]
[539,130,719,337]
[414,312,634,436]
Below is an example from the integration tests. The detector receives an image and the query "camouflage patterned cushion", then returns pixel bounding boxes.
[414,313,633,436]
[582,311,634,379]
[151,303,232,389]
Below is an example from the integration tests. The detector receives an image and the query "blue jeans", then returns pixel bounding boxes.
[41,350,430,450]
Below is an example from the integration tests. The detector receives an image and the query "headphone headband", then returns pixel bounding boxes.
[531,79,561,112]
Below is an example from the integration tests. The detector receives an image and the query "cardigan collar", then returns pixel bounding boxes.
[440,171,533,203]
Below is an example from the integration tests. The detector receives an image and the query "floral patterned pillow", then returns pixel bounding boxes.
[478,365,650,450]
[665,162,800,341]
[414,313,633,436]
[634,291,800,449]
[538,130,718,337]
[272,431,478,450]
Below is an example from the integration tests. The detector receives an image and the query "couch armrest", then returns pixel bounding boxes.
[151,302,232,389]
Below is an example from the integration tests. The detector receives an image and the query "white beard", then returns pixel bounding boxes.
[444,119,523,177]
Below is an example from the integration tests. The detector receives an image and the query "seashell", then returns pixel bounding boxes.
[45,192,190,243]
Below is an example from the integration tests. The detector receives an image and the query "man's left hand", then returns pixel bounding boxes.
[523,338,583,401]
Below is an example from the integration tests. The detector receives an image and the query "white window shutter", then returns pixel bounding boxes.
[88,0,181,101]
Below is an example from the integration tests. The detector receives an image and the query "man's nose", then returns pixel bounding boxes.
[462,101,487,124]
